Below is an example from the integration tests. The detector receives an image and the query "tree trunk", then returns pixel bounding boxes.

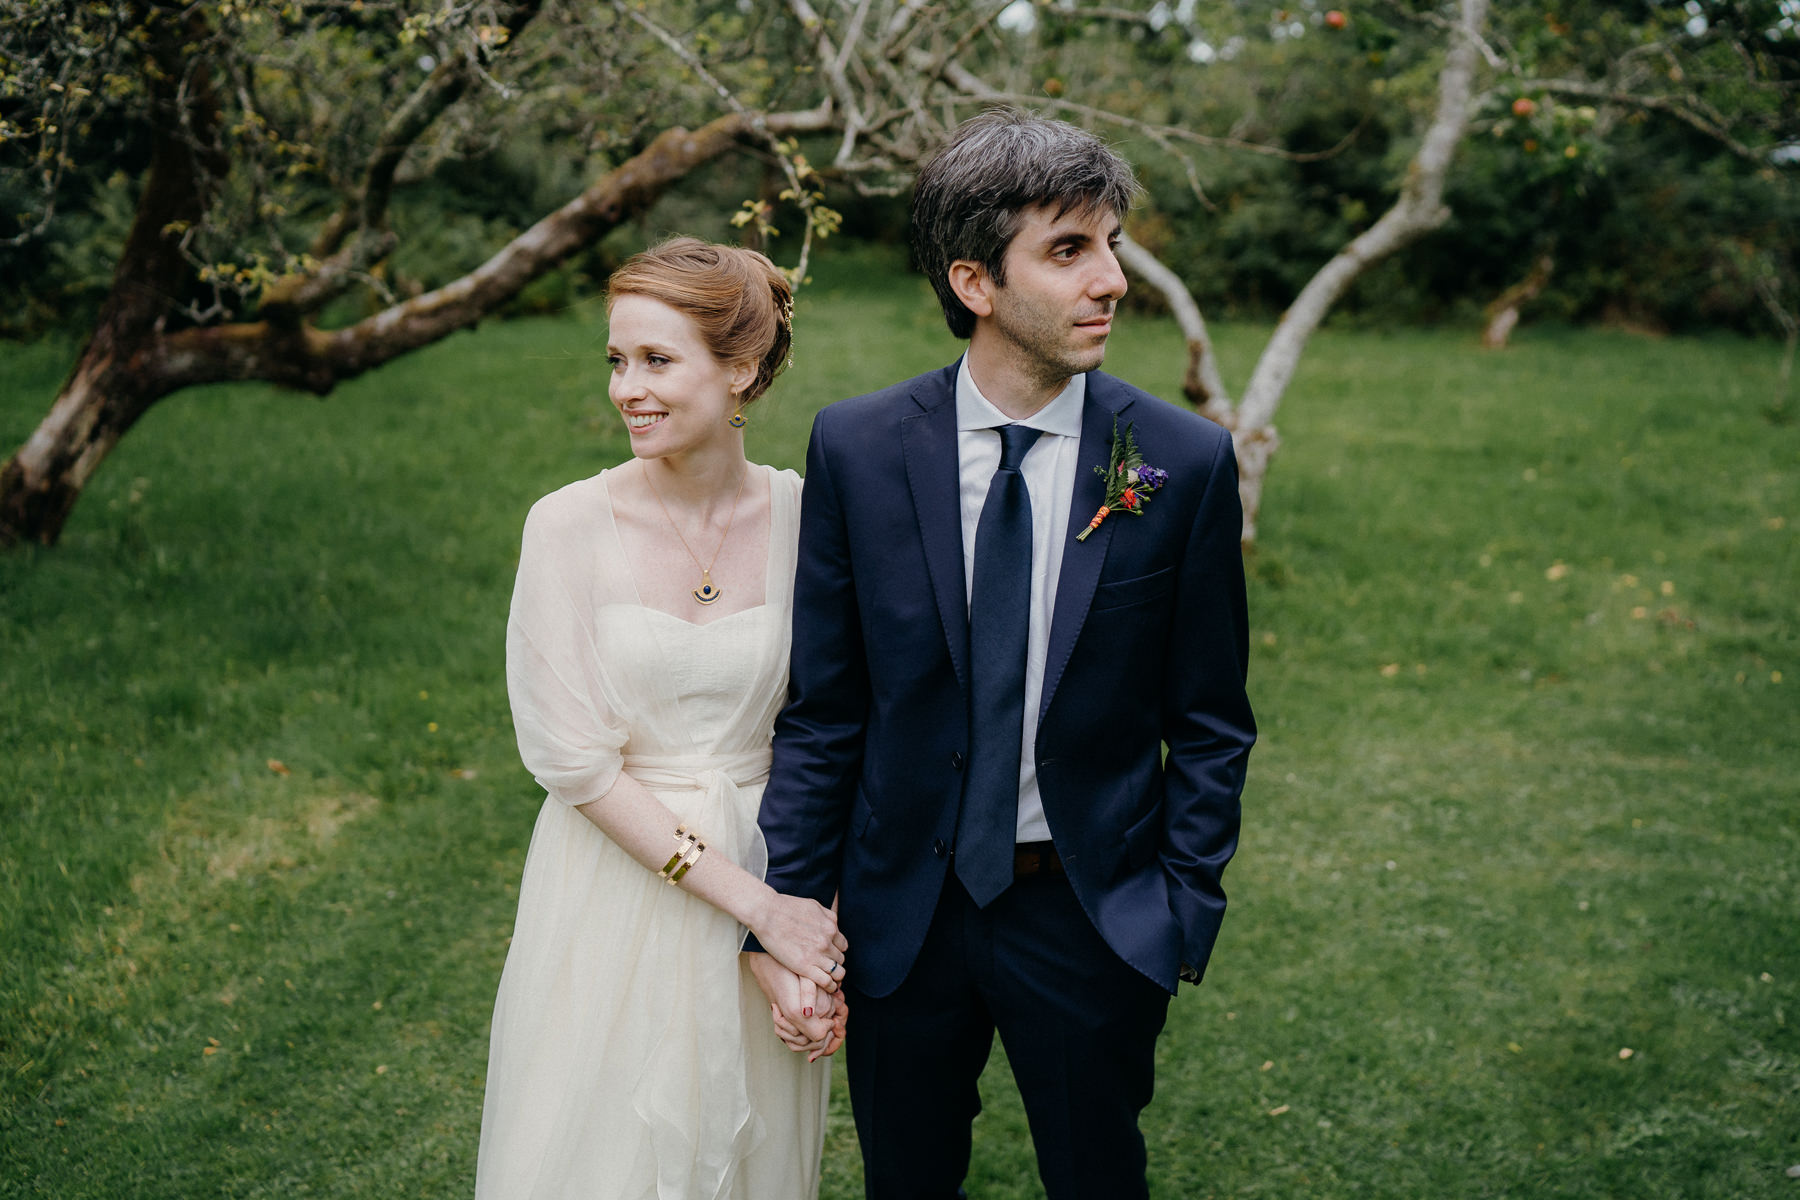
[0,3,223,546]
[1229,0,1489,543]
[1115,233,1234,424]
[1,109,826,548]
[1482,252,1555,349]
[1112,0,1489,547]
[0,357,162,548]
[1115,234,1278,549]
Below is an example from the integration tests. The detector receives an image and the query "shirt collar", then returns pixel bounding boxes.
[954,355,1086,439]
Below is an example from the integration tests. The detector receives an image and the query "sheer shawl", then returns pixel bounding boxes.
[477,465,816,1200]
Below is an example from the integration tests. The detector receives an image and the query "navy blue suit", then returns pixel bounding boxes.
[757,360,1255,1196]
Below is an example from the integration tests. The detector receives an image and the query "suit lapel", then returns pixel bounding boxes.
[900,366,970,694]
[1039,373,1133,724]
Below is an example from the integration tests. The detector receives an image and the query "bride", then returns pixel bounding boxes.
[476,239,845,1200]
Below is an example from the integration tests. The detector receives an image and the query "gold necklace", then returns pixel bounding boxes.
[643,464,748,606]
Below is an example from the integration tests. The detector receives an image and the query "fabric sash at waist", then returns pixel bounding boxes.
[621,750,772,793]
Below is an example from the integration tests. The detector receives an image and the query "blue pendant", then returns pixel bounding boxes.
[693,571,722,605]
[728,409,747,429]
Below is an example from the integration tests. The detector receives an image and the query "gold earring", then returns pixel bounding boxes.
[728,397,747,429]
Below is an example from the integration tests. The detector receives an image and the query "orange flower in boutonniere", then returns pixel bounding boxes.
[1076,417,1168,542]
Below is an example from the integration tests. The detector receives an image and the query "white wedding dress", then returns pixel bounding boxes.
[475,465,827,1200]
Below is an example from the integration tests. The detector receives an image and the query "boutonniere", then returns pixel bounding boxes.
[1076,417,1168,542]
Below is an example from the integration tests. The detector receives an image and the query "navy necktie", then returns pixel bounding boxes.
[956,423,1043,908]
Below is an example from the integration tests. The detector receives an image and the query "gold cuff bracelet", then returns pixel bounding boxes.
[658,825,706,885]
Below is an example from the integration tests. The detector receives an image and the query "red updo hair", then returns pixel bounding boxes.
[605,237,794,404]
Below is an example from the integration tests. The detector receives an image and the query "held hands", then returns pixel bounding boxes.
[745,952,848,1062]
[749,890,848,993]
[774,991,848,1062]
[743,888,849,1060]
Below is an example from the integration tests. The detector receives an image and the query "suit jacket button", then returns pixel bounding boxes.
[949,751,964,770]
[933,839,948,858]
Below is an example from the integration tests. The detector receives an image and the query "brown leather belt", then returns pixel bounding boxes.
[1012,840,1064,878]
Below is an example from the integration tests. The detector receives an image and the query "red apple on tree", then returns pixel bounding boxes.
[1512,96,1538,117]
[1324,9,1347,29]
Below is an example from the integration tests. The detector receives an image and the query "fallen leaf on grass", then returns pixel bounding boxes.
[1545,562,1569,581]
[1379,663,1400,677]
[1618,1047,1634,1060]
[1267,1105,1290,1117]
[266,759,290,776]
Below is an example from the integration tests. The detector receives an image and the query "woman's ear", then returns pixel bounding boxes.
[729,359,758,399]
[947,260,995,320]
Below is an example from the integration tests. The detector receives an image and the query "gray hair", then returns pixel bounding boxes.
[911,107,1142,339]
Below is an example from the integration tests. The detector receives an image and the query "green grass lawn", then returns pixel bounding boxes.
[3,247,1796,1198]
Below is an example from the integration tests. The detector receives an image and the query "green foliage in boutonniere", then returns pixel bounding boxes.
[1076,417,1169,542]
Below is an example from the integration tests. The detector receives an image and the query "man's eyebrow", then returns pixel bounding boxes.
[1038,219,1122,249]
[1042,227,1095,249]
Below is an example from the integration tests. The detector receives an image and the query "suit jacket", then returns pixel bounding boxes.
[755,361,1255,996]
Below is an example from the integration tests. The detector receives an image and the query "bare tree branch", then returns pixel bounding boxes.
[159,107,835,394]
[1220,0,1491,542]
[276,2,546,317]
[927,56,1367,165]
[1115,233,1233,421]
[1518,76,1768,164]
[0,98,831,548]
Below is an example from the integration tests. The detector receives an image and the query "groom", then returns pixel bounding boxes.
[749,108,1256,1197]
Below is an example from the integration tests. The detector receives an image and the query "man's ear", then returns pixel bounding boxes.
[947,260,995,320]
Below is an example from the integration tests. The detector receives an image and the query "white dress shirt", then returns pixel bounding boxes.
[955,357,1085,844]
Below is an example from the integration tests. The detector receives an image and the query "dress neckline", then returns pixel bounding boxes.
[596,463,790,628]
[623,602,771,630]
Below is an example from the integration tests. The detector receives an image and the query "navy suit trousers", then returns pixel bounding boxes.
[845,873,1172,1200]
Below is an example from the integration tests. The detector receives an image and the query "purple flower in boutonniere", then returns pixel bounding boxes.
[1076,418,1167,542]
